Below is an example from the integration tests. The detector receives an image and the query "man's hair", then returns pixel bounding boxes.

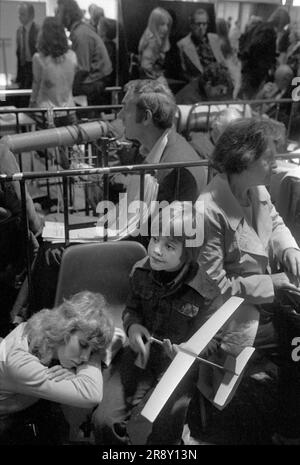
[212,117,284,174]
[38,17,68,58]
[20,2,35,19]
[124,79,176,130]
[25,291,114,365]
[88,3,104,23]
[268,7,290,32]
[202,62,232,89]
[199,62,233,99]
[150,201,201,262]
[57,0,83,26]
[191,8,208,24]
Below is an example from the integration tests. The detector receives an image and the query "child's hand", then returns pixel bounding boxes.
[128,324,151,356]
[162,339,180,360]
[47,365,76,382]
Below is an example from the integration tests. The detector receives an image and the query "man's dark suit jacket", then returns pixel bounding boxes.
[16,22,40,87]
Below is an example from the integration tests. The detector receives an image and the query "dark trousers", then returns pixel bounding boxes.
[92,347,198,445]
[17,62,33,107]
[0,400,68,445]
[255,304,300,438]
[27,242,69,314]
[273,306,300,438]
[73,76,112,107]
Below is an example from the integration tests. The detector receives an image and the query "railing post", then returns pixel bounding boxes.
[62,177,70,246]
[20,179,33,305]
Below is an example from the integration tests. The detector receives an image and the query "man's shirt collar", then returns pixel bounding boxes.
[24,20,33,32]
[140,128,171,164]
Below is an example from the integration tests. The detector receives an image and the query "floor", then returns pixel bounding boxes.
[183,355,279,445]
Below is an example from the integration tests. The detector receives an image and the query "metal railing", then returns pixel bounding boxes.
[0,86,122,104]
[1,97,296,140]
[0,158,211,296]
[1,152,300,288]
[177,98,296,139]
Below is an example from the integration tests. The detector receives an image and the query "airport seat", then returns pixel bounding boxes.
[55,240,147,329]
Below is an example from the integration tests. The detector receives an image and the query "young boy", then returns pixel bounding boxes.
[92,201,222,445]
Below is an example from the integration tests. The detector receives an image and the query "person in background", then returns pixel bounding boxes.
[254,64,294,129]
[189,107,242,160]
[227,16,232,32]
[138,7,173,81]
[269,6,291,53]
[56,0,112,105]
[98,15,129,87]
[15,2,40,106]
[87,3,104,33]
[92,202,223,445]
[29,17,77,128]
[238,7,289,99]
[284,22,300,78]
[177,9,224,83]
[216,18,241,98]
[0,291,114,444]
[175,61,233,105]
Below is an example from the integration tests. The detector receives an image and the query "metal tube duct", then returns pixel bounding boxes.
[0,120,111,153]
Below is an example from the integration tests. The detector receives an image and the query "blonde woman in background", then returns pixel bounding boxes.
[138,7,172,80]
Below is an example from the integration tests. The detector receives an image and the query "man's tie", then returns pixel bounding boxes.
[21,26,26,66]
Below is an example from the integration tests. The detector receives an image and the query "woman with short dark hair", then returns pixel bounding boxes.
[197,118,300,443]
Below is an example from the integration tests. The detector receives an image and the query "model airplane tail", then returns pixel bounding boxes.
[212,346,255,409]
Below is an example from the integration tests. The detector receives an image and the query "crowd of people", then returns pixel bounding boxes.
[12,3,300,118]
[0,0,300,447]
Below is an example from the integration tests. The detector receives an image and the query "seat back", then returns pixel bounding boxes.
[55,241,147,328]
[277,168,300,247]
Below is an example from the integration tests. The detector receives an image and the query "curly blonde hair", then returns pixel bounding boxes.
[25,291,114,365]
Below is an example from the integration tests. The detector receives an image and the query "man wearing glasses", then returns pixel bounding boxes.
[177,9,224,83]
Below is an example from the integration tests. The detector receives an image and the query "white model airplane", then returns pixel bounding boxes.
[141,296,255,424]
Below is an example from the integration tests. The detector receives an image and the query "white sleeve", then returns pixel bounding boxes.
[5,348,103,408]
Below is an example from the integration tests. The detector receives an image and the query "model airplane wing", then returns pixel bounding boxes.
[141,296,244,423]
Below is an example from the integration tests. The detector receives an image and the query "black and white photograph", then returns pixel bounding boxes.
[0,0,300,451]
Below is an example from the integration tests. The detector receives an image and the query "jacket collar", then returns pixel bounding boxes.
[180,33,203,73]
[138,257,219,300]
[70,20,83,35]
[143,128,171,165]
[207,173,270,232]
